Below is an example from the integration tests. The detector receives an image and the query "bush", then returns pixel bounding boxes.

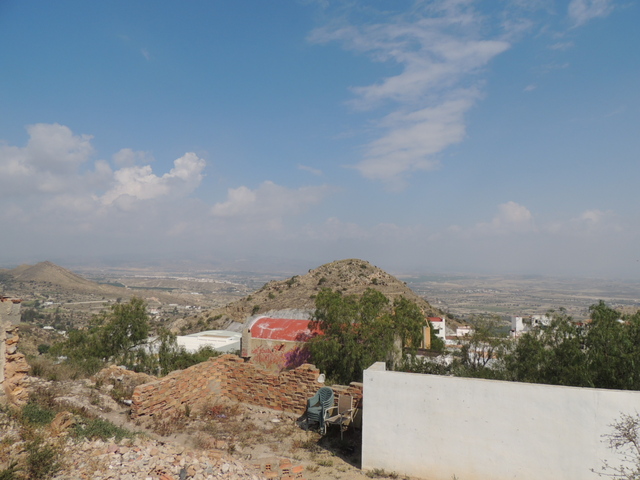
[28,355,98,381]
[20,402,55,427]
[73,418,134,442]
[0,461,20,480]
[24,436,62,480]
[36,344,50,355]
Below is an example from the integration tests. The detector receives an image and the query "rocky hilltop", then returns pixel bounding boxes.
[174,258,444,333]
[1,261,125,295]
[0,261,194,307]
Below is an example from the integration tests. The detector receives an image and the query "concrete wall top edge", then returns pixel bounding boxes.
[365,368,640,396]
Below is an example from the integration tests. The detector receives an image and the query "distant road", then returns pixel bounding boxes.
[62,300,111,305]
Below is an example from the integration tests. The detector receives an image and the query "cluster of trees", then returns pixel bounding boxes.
[45,288,640,393]
[306,287,640,392]
[503,301,640,390]
[50,297,220,376]
[307,288,442,384]
[21,304,72,331]
[404,301,640,391]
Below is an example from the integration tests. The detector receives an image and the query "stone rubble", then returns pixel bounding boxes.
[51,436,269,480]
[1,297,29,405]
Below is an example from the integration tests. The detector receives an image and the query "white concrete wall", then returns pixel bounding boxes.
[362,363,640,480]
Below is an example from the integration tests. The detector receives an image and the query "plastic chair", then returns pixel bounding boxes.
[325,394,355,439]
[306,386,334,434]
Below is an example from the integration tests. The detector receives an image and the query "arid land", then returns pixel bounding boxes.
[75,266,640,322]
[400,273,640,321]
[3,263,639,332]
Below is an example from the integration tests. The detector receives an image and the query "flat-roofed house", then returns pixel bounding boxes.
[176,330,241,354]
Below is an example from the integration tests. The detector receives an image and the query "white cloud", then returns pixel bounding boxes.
[571,209,621,233]
[22,123,94,173]
[475,201,536,235]
[310,4,510,185]
[568,0,613,27]
[579,209,606,224]
[100,152,206,207]
[298,164,323,176]
[211,181,329,229]
[356,94,475,183]
[113,148,153,167]
[549,41,575,51]
[0,124,335,264]
[0,123,94,196]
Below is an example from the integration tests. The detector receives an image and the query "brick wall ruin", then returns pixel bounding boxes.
[132,354,364,420]
[1,297,29,405]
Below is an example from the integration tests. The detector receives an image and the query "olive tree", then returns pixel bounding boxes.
[307,288,426,384]
[51,297,220,376]
[502,302,640,390]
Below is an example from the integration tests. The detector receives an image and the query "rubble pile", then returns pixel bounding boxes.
[52,437,267,480]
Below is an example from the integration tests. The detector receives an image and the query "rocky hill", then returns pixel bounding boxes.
[9,261,115,291]
[0,261,192,306]
[173,258,446,334]
[1,261,124,295]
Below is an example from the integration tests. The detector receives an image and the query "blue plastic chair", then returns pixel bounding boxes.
[306,386,334,434]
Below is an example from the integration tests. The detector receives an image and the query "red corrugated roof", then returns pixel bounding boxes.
[429,317,443,322]
[249,317,322,341]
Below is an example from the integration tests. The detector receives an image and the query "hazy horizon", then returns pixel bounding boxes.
[2,256,640,285]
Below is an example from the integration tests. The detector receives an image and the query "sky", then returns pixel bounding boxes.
[0,0,639,278]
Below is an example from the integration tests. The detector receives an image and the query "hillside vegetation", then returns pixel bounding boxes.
[174,258,446,334]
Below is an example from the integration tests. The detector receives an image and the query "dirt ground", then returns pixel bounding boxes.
[33,377,405,480]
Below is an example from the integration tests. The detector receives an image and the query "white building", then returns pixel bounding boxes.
[456,325,473,337]
[531,315,551,327]
[177,330,241,354]
[428,317,446,341]
[510,316,524,337]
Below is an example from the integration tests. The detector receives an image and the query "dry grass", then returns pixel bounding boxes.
[150,411,189,437]
[135,400,364,480]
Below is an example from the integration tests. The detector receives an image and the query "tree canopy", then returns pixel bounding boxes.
[400,301,640,392]
[307,288,430,384]
[50,297,220,376]
[502,302,640,390]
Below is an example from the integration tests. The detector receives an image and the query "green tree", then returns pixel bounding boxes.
[453,314,509,378]
[503,308,589,386]
[51,297,151,374]
[585,301,636,390]
[93,297,150,362]
[307,288,426,384]
[50,298,221,376]
[392,296,428,353]
[502,302,640,390]
[154,327,221,375]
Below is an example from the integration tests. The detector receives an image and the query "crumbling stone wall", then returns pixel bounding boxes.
[132,354,364,420]
[1,297,29,404]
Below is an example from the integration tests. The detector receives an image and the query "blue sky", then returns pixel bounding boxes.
[1,0,639,278]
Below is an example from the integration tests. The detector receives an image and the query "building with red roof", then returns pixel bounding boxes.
[241,316,322,371]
